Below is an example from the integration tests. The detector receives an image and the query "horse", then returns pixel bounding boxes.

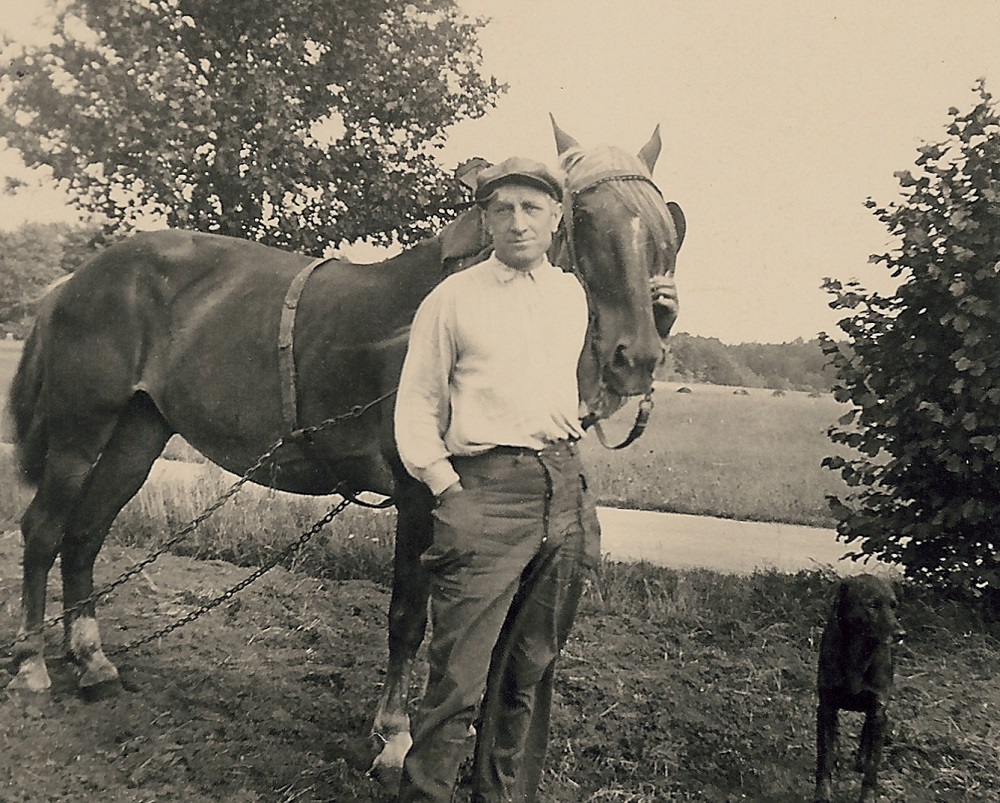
[5,119,686,774]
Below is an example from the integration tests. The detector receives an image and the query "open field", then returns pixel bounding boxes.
[0,341,20,442]
[583,382,848,526]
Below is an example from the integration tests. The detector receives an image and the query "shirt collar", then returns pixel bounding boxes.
[487,253,555,284]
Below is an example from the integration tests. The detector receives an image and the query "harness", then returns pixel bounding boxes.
[557,170,666,450]
[278,256,338,433]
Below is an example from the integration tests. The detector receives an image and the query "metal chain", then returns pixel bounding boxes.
[108,497,352,655]
[11,389,396,648]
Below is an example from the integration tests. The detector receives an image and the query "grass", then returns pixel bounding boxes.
[1,384,998,799]
[541,565,999,802]
[581,382,849,527]
[0,341,21,443]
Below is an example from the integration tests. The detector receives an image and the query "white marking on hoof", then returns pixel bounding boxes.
[70,617,119,688]
[6,654,52,693]
[369,730,413,775]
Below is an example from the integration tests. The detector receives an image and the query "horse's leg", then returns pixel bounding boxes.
[8,474,75,692]
[60,394,172,693]
[370,478,434,778]
[9,430,123,694]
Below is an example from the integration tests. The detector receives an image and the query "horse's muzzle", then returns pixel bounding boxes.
[605,340,662,397]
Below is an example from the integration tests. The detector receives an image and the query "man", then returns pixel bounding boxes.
[394,156,602,802]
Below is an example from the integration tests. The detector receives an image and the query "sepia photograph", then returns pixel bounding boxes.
[1,1,997,800]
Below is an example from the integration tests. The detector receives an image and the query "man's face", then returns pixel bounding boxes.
[483,184,562,271]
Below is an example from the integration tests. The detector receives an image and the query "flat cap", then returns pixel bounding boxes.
[475,156,565,204]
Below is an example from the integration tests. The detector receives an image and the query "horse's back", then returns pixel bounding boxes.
[19,228,446,490]
[24,231,317,468]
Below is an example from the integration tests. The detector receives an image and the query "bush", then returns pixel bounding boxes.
[822,81,1000,605]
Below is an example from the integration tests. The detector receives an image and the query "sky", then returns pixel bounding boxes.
[3,1,1000,343]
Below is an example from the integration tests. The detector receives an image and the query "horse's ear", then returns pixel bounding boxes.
[455,157,492,193]
[638,125,662,172]
[550,114,580,155]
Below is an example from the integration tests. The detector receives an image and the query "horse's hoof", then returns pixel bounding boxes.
[77,677,121,703]
[5,655,52,693]
[369,730,412,773]
[367,762,402,796]
[78,651,120,689]
[78,655,122,703]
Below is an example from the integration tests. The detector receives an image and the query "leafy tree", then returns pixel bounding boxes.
[821,81,1000,602]
[0,0,502,252]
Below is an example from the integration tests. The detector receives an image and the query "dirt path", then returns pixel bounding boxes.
[596,507,895,576]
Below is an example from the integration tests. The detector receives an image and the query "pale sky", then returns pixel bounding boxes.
[3,1,1000,343]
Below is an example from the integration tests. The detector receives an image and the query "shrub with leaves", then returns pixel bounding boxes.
[0,0,502,251]
[821,80,1000,602]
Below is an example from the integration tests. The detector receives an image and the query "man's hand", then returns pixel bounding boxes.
[650,274,679,338]
[436,481,465,501]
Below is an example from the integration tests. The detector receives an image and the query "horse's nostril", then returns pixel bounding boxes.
[613,342,660,378]
[614,343,630,367]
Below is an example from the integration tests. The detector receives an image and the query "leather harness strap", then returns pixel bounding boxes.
[278,256,336,434]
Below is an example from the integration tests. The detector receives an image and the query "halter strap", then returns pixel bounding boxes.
[569,171,663,198]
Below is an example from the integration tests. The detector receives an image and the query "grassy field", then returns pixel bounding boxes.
[0,341,20,443]
[583,382,848,526]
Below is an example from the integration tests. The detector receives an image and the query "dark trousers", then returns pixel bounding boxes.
[397,442,600,803]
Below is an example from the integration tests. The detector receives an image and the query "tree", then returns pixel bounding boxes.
[821,81,1000,602]
[0,0,503,252]
[0,221,102,336]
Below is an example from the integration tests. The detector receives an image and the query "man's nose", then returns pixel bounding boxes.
[510,208,529,231]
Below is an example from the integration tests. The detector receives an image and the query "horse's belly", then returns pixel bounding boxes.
[198,440,396,499]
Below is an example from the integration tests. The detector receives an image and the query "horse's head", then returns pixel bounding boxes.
[550,118,686,421]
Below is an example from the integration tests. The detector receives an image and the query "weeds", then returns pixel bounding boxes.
[2,384,998,800]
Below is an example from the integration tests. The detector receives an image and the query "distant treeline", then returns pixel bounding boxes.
[0,222,105,338]
[661,332,836,393]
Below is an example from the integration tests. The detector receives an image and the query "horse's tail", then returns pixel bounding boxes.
[8,305,54,488]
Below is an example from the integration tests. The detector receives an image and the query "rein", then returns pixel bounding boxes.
[559,170,664,450]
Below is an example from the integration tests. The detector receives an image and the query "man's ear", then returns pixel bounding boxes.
[550,201,564,232]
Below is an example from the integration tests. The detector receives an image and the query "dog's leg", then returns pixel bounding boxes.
[857,703,887,802]
[815,699,838,803]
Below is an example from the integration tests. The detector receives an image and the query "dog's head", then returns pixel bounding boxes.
[835,574,906,645]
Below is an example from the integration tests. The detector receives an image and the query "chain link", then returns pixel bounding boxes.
[9,389,396,651]
[109,497,352,655]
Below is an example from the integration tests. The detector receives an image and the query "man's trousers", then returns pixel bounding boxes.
[397,441,600,803]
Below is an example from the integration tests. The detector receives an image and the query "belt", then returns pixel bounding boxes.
[489,439,579,457]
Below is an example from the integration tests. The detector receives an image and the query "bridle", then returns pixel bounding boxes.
[555,169,668,450]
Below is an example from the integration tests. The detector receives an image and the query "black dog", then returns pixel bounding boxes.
[815,575,905,803]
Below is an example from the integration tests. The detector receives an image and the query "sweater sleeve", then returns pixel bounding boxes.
[393,284,461,495]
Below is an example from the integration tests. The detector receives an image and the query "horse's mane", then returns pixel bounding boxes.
[559,145,681,257]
